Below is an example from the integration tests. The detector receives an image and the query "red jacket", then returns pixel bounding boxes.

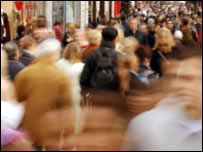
[198,30,202,44]
[53,24,63,41]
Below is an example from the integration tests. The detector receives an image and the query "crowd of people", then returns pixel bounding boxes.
[1,2,202,151]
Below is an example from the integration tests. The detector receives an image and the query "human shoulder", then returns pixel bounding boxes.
[85,48,100,61]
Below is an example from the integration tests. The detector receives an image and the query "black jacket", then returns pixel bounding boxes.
[147,32,156,48]
[61,32,74,48]
[8,61,25,81]
[125,29,148,46]
[19,51,35,66]
[80,40,119,90]
[122,21,130,32]
[150,50,168,76]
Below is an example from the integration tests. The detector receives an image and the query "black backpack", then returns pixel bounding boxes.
[90,47,118,89]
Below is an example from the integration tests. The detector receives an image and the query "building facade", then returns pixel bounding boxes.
[1,1,141,39]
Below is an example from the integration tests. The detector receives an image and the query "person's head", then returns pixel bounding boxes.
[73,30,87,47]
[147,23,155,33]
[120,14,127,22]
[148,18,155,25]
[155,25,161,33]
[139,23,148,34]
[175,17,179,24]
[174,30,183,41]
[161,19,167,28]
[3,42,20,61]
[163,48,202,120]
[87,30,101,46]
[181,17,189,27]
[154,27,175,53]
[16,25,25,39]
[32,27,50,43]
[135,45,152,65]
[63,42,81,63]
[37,15,47,27]
[117,52,140,97]
[129,18,139,32]
[38,38,61,62]
[102,27,118,43]
[167,20,174,30]
[121,37,139,53]
[66,23,75,34]
[20,36,38,54]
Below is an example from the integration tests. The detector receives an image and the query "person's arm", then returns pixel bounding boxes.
[80,53,96,87]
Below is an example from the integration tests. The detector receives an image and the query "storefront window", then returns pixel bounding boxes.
[66,2,74,23]
[52,1,76,41]
[53,1,65,41]
[1,1,43,40]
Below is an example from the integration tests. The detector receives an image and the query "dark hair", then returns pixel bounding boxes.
[37,15,46,20]
[135,45,152,63]
[3,42,19,60]
[15,25,25,41]
[87,24,94,29]
[182,17,189,26]
[161,19,167,24]
[102,27,118,41]
[17,25,25,35]
[36,19,47,28]
[121,14,127,22]
[37,15,47,27]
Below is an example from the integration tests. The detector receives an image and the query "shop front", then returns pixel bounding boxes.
[1,1,43,42]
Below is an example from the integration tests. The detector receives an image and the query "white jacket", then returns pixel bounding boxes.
[57,59,85,135]
[1,100,24,130]
[123,96,202,151]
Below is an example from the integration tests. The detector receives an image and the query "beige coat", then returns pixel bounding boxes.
[14,56,74,148]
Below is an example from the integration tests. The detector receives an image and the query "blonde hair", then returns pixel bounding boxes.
[117,52,139,97]
[66,22,75,29]
[154,28,175,53]
[87,30,101,45]
[115,28,125,52]
[63,42,81,63]
[121,37,139,52]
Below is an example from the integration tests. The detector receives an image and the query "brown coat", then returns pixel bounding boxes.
[81,44,99,60]
[14,56,74,147]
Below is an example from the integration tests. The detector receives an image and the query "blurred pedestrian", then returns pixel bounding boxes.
[125,18,148,46]
[3,42,25,81]
[81,27,119,90]
[14,38,74,150]
[19,36,38,66]
[82,30,101,60]
[150,28,175,76]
